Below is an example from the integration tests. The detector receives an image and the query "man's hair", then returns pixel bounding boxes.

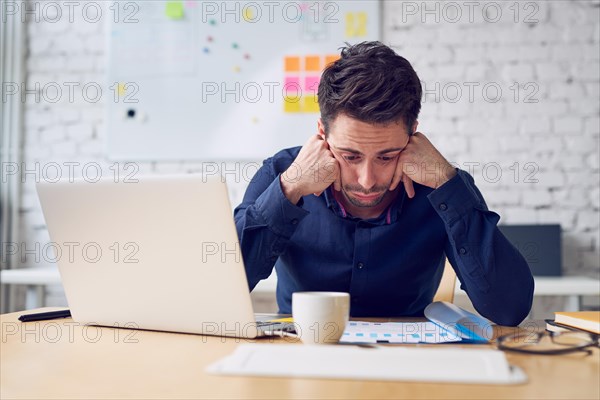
[318,41,422,136]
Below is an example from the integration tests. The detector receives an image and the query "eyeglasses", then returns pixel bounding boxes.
[497,331,599,356]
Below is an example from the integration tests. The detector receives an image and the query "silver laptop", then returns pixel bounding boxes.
[36,174,293,338]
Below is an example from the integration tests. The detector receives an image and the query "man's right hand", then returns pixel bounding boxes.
[280,134,341,204]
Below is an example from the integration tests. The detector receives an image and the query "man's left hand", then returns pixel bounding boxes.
[389,132,457,198]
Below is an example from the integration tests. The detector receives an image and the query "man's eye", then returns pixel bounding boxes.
[379,156,397,162]
[344,155,360,162]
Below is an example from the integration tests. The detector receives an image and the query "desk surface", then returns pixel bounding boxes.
[1,308,598,400]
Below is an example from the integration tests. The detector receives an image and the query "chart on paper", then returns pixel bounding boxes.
[340,321,463,344]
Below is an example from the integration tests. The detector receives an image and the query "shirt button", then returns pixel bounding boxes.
[459,247,467,255]
[291,218,298,225]
[357,262,364,269]
[439,203,448,211]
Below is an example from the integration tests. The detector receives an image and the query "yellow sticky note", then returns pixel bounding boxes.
[346,12,367,37]
[117,83,126,96]
[243,7,254,22]
[345,12,355,37]
[304,95,320,113]
[284,96,302,113]
[165,1,184,19]
[357,12,367,36]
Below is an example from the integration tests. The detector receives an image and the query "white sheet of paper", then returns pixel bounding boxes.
[206,344,527,385]
[340,321,462,344]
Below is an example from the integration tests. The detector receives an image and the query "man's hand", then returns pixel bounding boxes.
[280,134,341,204]
[389,132,457,198]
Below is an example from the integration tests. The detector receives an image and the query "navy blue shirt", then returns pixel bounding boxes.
[234,147,534,326]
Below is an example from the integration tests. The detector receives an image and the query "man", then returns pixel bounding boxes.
[234,41,534,326]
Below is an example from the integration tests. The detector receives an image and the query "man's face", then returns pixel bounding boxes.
[320,114,412,209]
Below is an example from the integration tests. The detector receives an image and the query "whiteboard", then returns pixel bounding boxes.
[106,1,381,160]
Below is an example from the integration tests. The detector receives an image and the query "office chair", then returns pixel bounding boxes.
[432,258,456,303]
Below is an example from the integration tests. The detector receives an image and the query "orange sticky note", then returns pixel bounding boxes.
[305,55,321,72]
[285,56,300,72]
[325,54,340,67]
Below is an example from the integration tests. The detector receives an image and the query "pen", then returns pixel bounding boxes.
[18,309,71,322]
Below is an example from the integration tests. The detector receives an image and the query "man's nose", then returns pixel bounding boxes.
[357,162,377,191]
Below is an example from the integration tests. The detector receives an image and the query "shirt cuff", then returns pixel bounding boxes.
[427,169,484,223]
[254,174,310,238]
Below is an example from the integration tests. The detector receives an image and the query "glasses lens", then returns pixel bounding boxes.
[552,332,594,347]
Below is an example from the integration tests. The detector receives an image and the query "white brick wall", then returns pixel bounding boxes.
[12,0,600,310]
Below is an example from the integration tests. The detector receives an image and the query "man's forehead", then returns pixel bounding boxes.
[327,115,410,152]
[329,114,409,132]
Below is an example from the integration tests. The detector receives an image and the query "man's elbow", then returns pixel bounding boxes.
[484,277,535,326]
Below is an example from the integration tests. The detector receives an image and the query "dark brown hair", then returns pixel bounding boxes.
[318,41,422,136]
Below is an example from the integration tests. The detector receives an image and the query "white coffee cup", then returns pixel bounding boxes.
[292,292,350,345]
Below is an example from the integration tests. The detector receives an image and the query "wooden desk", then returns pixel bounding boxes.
[1,308,598,399]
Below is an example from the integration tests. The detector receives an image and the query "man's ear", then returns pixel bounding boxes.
[317,118,326,139]
[411,120,419,135]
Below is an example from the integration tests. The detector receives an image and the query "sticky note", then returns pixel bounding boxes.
[285,56,300,72]
[185,0,196,7]
[345,12,355,37]
[243,7,254,22]
[304,76,320,93]
[326,54,340,66]
[304,95,320,113]
[285,76,301,92]
[284,96,302,113]
[117,83,126,96]
[357,12,367,36]
[304,55,321,72]
[345,12,368,37]
[165,1,184,19]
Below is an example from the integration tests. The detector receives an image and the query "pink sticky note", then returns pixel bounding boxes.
[285,76,301,92]
[185,1,197,7]
[304,76,320,93]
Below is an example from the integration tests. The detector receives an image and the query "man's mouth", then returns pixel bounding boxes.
[351,192,384,201]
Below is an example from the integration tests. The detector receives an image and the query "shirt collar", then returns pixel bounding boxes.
[324,186,407,225]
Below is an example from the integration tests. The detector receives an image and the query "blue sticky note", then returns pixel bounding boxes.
[412,334,420,338]
[370,333,378,338]
[384,333,391,337]
[356,333,364,337]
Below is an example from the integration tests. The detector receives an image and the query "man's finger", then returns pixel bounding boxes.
[389,160,404,191]
[333,175,341,192]
[403,174,415,198]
